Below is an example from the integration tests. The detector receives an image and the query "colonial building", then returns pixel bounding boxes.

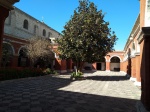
[0,0,150,111]
[3,7,62,67]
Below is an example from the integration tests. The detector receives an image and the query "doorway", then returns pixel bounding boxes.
[97,63,101,70]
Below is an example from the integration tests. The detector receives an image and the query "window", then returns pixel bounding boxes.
[132,43,135,51]
[43,29,46,36]
[34,25,37,34]
[23,19,28,29]
[48,32,52,37]
[132,42,136,55]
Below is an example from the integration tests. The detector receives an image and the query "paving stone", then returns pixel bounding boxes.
[0,71,141,112]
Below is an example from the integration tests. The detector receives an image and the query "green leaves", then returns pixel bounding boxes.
[56,0,117,63]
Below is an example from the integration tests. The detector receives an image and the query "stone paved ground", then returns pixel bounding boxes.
[0,71,141,112]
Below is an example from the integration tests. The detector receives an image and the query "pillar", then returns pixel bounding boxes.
[130,56,136,81]
[55,58,67,73]
[92,63,97,71]
[134,53,141,86]
[106,61,110,72]
[0,0,20,67]
[137,27,150,111]
[0,6,9,66]
[120,61,123,72]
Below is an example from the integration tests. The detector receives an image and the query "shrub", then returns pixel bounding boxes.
[43,68,58,75]
[71,71,83,78]
[0,67,45,81]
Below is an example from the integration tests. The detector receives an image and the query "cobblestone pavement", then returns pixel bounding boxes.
[0,71,141,112]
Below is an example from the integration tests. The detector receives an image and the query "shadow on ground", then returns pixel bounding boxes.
[0,75,138,112]
[85,75,130,81]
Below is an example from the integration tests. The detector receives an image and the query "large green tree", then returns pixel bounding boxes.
[56,0,117,70]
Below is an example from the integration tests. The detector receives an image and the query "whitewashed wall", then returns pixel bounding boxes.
[110,63,120,71]
[4,7,62,40]
[101,62,106,71]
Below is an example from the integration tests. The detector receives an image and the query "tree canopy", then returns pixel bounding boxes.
[56,0,117,68]
[1,43,13,67]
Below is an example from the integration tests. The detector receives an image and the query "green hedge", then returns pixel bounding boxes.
[0,67,58,81]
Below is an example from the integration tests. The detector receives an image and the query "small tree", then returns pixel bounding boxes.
[26,37,54,68]
[56,0,117,71]
[1,43,13,67]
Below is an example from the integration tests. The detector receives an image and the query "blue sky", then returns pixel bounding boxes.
[14,0,140,51]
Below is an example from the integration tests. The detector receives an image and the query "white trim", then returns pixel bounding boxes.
[134,81,141,87]
[104,56,107,62]
[3,41,15,55]
[130,54,136,58]
[130,77,136,82]
[120,71,126,74]
[106,70,110,72]
[145,0,150,27]
[18,46,26,55]
[4,33,28,42]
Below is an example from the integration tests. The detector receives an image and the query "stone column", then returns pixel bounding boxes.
[0,0,20,66]
[0,6,9,66]
[137,27,150,111]
[141,27,150,111]
[134,53,141,86]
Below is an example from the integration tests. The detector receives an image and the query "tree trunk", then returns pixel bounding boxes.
[79,62,84,71]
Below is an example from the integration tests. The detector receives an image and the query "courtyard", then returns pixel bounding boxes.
[0,71,141,112]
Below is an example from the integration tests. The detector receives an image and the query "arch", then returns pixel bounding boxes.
[104,56,107,62]
[109,55,122,62]
[18,46,26,55]
[1,42,14,67]
[3,41,15,55]
[23,19,28,29]
[43,29,46,36]
[18,46,28,67]
[110,56,121,71]
[110,57,120,63]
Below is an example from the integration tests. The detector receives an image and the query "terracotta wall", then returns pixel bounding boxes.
[131,57,136,78]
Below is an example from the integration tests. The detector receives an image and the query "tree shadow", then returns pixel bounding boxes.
[85,74,130,81]
[82,70,97,73]
[0,74,139,112]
